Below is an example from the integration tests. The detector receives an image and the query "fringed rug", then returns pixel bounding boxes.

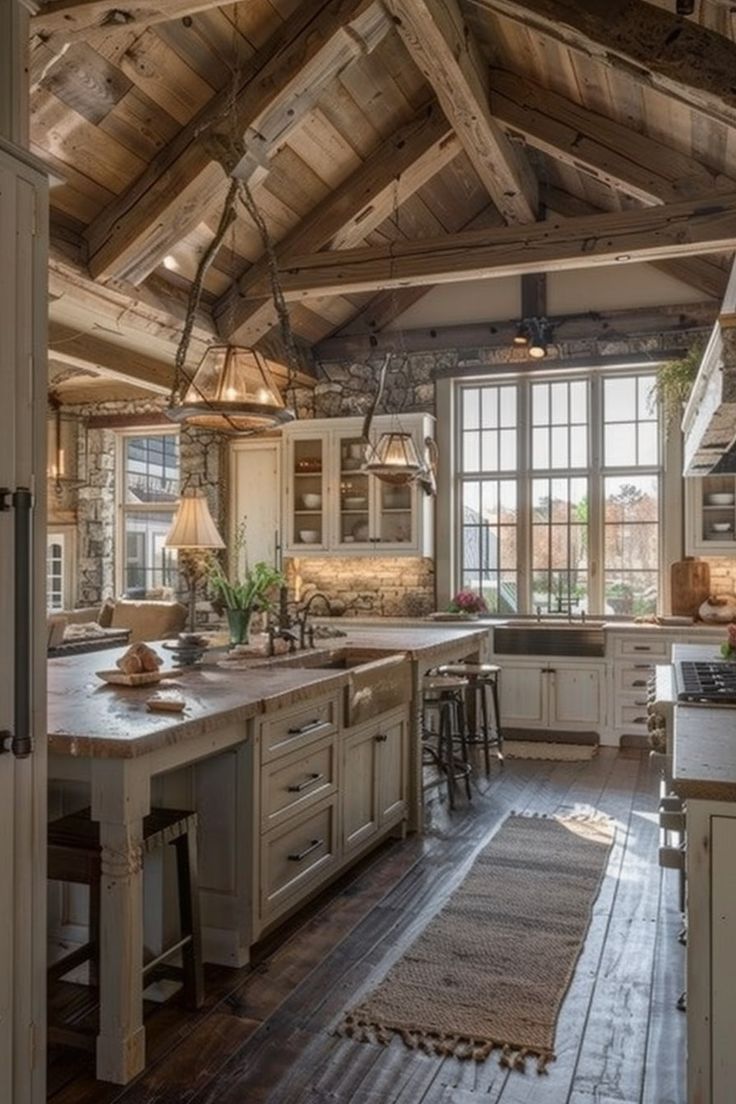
[504,741,597,761]
[338,812,614,1073]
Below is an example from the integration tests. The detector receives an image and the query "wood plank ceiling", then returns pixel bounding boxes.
[31,0,736,392]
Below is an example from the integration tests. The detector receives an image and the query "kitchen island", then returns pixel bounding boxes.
[47,624,487,1085]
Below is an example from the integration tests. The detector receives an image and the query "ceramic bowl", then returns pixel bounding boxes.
[712,522,733,533]
[302,493,321,509]
[706,493,735,505]
[344,496,367,509]
[298,530,320,543]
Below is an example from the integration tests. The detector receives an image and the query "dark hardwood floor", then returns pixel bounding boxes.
[47,749,685,1104]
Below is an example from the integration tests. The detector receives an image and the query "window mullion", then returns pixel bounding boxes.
[517,379,531,615]
[589,374,604,614]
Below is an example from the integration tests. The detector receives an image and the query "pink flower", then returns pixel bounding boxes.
[449,589,488,614]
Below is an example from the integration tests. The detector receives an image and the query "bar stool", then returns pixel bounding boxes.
[422,675,473,808]
[47,806,204,1050]
[436,663,504,776]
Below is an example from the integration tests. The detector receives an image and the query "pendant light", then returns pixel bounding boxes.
[363,431,424,485]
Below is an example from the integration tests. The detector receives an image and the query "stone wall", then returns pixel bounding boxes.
[703,557,736,598]
[287,555,435,618]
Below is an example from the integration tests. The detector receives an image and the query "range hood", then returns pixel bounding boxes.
[682,262,736,475]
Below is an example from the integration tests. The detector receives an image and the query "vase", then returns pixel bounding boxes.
[227,607,252,647]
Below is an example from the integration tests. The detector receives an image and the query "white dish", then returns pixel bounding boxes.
[302,493,321,509]
[706,493,735,505]
[712,522,734,533]
[298,530,320,543]
[344,496,367,509]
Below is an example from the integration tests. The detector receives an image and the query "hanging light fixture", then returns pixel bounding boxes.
[512,322,529,347]
[363,431,424,485]
[527,318,551,360]
[166,345,295,433]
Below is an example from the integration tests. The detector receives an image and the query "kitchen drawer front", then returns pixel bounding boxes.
[260,696,338,762]
[613,637,668,659]
[259,799,337,921]
[615,661,656,693]
[260,735,337,833]
[614,697,650,729]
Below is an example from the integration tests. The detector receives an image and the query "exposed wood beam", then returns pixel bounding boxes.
[217,100,459,344]
[474,0,736,129]
[48,321,174,394]
[242,193,736,301]
[316,300,718,359]
[83,0,388,284]
[32,2,229,43]
[384,0,537,223]
[490,69,736,206]
[541,183,730,301]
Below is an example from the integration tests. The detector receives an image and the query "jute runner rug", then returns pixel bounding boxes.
[339,813,614,1073]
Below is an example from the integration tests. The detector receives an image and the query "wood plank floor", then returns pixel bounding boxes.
[47,750,685,1104]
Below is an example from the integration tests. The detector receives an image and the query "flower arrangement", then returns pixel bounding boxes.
[448,589,488,616]
[720,623,736,660]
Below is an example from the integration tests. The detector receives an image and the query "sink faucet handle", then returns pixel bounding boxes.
[535,605,542,622]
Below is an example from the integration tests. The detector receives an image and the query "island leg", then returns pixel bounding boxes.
[91,758,151,1084]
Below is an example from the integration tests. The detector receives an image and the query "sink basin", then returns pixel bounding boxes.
[273,647,389,670]
[494,625,606,657]
[503,619,606,629]
[272,648,412,726]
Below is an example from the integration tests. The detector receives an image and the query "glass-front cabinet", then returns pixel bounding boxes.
[685,474,736,555]
[282,414,434,556]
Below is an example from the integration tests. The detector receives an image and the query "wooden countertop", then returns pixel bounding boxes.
[47,625,486,759]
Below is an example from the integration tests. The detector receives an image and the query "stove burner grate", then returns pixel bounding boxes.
[677,661,736,703]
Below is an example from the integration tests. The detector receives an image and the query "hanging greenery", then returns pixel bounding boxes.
[650,339,706,429]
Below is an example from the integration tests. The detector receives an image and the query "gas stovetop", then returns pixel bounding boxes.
[675,660,736,704]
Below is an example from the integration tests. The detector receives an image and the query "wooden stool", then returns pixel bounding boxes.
[48,806,204,1050]
[437,663,504,776]
[422,675,472,808]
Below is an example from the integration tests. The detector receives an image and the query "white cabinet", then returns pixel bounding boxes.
[498,660,605,731]
[341,710,408,858]
[282,414,434,557]
[685,475,736,556]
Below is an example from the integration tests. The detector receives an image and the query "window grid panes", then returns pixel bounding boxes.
[47,538,64,611]
[120,434,180,597]
[456,371,661,615]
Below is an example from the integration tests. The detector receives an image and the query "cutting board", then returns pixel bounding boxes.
[671,557,711,618]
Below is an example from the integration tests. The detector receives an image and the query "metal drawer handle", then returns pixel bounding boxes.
[632,645,651,652]
[375,733,388,742]
[633,664,651,669]
[287,719,323,736]
[0,487,33,759]
[288,838,324,862]
[287,772,325,793]
[631,679,647,687]
[634,699,647,706]
[634,716,647,724]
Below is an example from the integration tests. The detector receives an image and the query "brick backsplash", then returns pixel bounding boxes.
[702,557,736,595]
[287,556,436,617]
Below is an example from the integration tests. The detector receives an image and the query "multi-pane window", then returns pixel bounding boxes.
[47,535,65,611]
[456,370,661,616]
[119,433,179,596]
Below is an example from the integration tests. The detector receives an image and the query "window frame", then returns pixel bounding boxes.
[452,366,668,617]
[115,427,180,598]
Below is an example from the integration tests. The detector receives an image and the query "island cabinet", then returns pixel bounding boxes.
[496,660,606,733]
[252,692,410,939]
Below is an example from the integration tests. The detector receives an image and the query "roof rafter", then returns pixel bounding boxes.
[241,193,736,300]
[31,1,228,43]
[385,0,537,223]
[216,99,459,345]
[83,0,389,285]
[474,0,736,129]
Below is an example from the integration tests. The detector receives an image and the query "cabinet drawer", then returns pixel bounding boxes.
[615,662,655,692]
[260,736,337,833]
[614,698,650,728]
[259,799,337,920]
[260,696,338,762]
[613,637,668,659]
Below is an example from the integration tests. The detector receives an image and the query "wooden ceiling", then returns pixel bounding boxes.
[31,0,736,393]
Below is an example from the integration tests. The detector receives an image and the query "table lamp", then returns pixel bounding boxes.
[165,486,225,632]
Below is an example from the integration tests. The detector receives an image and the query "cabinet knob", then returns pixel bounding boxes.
[375,733,388,742]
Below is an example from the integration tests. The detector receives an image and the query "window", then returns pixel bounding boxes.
[118,432,179,597]
[47,529,75,611]
[456,370,661,616]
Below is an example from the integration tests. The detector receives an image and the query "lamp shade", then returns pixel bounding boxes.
[167,344,295,433]
[362,432,424,485]
[165,489,225,549]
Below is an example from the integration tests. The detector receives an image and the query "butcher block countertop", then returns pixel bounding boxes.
[47,625,487,759]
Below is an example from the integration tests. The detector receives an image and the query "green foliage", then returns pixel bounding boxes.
[650,341,706,428]
[208,519,284,612]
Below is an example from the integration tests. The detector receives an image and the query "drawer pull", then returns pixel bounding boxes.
[632,679,647,687]
[634,716,647,724]
[634,699,647,707]
[633,645,651,652]
[287,719,323,736]
[288,838,324,862]
[375,733,388,743]
[633,664,652,670]
[287,772,325,793]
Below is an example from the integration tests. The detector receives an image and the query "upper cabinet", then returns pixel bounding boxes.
[283,414,434,558]
[685,475,736,555]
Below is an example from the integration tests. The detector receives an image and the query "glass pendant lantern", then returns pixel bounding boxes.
[167,344,295,434]
[362,431,424,485]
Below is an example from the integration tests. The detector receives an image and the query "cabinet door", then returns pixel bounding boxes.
[551,666,603,728]
[286,432,329,552]
[341,726,379,855]
[373,477,417,552]
[498,664,546,726]
[377,717,407,824]
[685,475,736,556]
[333,430,373,550]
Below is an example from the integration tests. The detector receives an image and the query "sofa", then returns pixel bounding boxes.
[47,598,187,652]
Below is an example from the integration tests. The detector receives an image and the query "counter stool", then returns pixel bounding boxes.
[47,806,204,1050]
[436,663,504,776]
[422,675,473,809]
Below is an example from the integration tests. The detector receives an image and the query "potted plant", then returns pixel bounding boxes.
[650,340,705,432]
[208,521,284,645]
